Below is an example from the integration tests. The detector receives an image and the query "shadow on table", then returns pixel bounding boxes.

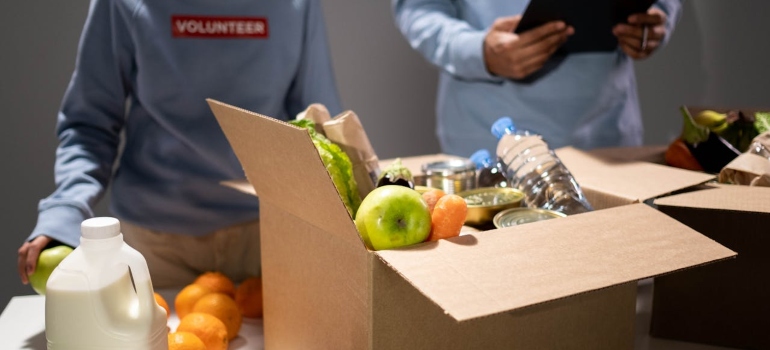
[21,330,46,350]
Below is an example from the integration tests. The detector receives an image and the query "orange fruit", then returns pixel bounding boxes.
[428,194,468,241]
[177,312,229,350]
[175,284,213,320]
[154,292,170,319]
[168,331,206,350]
[422,188,446,214]
[235,276,263,318]
[194,271,235,298]
[192,292,243,340]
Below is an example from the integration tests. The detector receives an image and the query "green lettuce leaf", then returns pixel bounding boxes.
[291,119,361,218]
[755,112,770,134]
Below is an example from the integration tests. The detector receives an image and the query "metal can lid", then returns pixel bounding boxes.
[493,207,566,229]
[458,187,524,208]
[421,158,476,176]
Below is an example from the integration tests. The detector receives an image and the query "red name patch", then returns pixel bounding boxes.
[171,15,269,39]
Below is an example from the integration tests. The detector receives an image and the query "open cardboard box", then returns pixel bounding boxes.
[650,184,770,349]
[555,146,716,209]
[208,99,735,350]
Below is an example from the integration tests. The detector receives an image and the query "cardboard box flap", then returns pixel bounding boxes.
[208,99,361,246]
[556,147,715,203]
[374,203,735,322]
[654,184,770,213]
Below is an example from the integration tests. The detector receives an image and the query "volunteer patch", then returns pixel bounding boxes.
[172,15,268,38]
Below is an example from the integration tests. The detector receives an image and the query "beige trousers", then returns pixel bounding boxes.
[121,220,261,288]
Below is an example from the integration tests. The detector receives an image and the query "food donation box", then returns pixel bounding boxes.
[208,99,734,350]
[650,185,770,349]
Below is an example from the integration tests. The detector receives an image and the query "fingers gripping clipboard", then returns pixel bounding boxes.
[514,0,657,53]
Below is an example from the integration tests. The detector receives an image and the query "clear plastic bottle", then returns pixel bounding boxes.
[45,217,168,350]
[490,117,593,215]
[469,149,508,188]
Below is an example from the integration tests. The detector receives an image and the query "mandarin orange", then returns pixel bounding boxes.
[192,292,243,340]
[235,276,263,318]
[175,284,212,320]
[193,271,235,298]
[177,312,229,350]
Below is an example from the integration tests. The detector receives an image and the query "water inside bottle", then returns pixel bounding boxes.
[494,120,593,215]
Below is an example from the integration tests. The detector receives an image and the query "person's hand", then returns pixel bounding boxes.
[18,235,53,285]
[613,7,668,60]
[483,15,574,80]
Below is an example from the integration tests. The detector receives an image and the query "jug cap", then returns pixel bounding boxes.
[491,116,515,139]
[81,217,121,239]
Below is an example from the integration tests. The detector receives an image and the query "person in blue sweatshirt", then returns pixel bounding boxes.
[391,0,682,157]
[18,0,341,288]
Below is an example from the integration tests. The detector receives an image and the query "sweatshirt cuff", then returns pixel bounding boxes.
[653,1,680,48]
[449,30,505,83]
[29,204,90,248]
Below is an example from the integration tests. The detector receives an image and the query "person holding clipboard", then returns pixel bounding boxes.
[391,0,681,157]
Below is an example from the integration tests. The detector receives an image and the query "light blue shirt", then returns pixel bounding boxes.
[30,0,342,247]
[392,0,682,157]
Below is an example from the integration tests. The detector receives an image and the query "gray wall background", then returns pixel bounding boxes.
[1,1,767,307]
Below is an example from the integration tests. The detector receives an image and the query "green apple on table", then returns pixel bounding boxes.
[355,185,431,251]
[29,245,73,295]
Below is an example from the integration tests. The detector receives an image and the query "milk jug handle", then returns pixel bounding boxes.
[121,246,157,325]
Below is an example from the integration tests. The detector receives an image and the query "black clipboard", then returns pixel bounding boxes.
[514,0,657,53]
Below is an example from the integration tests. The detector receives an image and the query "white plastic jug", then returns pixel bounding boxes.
[45,217,168,350]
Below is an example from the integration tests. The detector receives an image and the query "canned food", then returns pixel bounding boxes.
[419,158,476,194]
[457,187,525,226]
[493,207,566,229]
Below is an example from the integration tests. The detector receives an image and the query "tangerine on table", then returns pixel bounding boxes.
[168,331,206,350]
[235,276,263,318]
[175,284,213,320]
[177,312,229,350]
[154,292,170,319]
[194,271,235,298]
[192,292,243,340]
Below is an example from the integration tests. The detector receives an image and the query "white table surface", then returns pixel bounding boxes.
[1,280,737,350]
[0,288,263,350]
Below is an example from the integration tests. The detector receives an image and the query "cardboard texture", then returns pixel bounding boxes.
[555,146,715,209]
[208,99,735,350]
[651,185,770,349]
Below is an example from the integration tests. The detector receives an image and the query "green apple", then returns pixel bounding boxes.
[355,185,431,250]
[29,245,73,295]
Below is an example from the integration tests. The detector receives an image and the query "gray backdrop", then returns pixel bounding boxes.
[1,1,767,307]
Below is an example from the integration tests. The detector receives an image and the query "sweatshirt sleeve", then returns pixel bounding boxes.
[653,0,683,48]
[29,0,135,247]
[391,0,501,82]
[284,1,343,118]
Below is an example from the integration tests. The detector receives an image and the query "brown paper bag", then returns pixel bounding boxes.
[323,111,381,199]
[719,132,770,186]
[296,103,331,136]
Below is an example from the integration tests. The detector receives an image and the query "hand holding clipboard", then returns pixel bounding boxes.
[483,1,669,80]
[513,0,666,56]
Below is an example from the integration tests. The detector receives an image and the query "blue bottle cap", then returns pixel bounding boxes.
[491,116,515,139]
[469,149,491,169]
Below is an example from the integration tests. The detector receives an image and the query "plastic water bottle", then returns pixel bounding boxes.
[45,217,168,350]
[490,117,593,215]
[469,149,508,188]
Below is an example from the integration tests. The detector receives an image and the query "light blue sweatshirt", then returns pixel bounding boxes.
[30,0,342,247]
[392,0,682,157]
